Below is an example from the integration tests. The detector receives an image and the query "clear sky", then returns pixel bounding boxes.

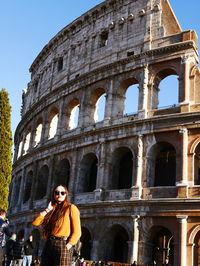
[0,0,199,137]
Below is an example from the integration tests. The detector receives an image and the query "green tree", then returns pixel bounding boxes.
[0,88,12,210]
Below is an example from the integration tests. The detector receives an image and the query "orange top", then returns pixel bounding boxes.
[32,204,81,245]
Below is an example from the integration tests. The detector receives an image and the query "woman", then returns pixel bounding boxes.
[32,185,81,266]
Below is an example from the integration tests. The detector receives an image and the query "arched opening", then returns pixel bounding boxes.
[80,227,92,260]
[153,69,179,109]
[54,159,70,189]
[17,140,23,158]
[48,109,58,139]
[94,93,106,122]
[35,165,49,200]
[150,227,174,265]
[194,143,200,185]
[158,75,179,108]
[124,84,139,115]
[111,147,133,189]
[121,78,139,116]
[12,177,21,205]
[154,142,176,187]
[91,88,106,123]
[103,225,129,263]
[193,230,200,266]
[23,129,31,154]
[23,171,33,203]
[34,118,43,146]
[78,153,98,193]
[67,99,80,130]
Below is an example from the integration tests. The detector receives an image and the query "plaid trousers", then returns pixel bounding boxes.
[40,239,73,266]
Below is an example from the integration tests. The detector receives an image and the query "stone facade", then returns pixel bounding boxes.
[8,0,200,265]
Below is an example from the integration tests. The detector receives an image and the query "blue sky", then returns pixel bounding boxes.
[0,0,199,136]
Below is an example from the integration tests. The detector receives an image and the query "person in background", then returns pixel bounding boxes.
[0,209,11,266]
[23,235,34,266]
[5,233,16,266]
[32,184,81,266]
[13,236,24,266]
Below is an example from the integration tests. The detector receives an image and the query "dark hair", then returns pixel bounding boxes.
[42,185,71,239]
[0,209,6,216]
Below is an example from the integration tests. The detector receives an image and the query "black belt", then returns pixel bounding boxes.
[49,236,68,241]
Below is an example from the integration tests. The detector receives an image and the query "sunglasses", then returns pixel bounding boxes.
[54,191,66,196]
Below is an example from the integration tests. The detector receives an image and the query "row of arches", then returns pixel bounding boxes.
[17,71,179,160]
[11,140,200,207]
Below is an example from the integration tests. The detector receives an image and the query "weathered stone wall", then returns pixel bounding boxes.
[9,0,200,265]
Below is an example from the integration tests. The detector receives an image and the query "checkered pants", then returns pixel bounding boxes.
[40,239,73,266]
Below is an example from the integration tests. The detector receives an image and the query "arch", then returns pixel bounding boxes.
[102,224,129,263]
[35,165,49,200]
[194,143,200,185]
[34,118,43,146]
[110,147,134,189]
[148,226,174,265]
[121,78,139,116]
[93,88,106,123]
[80,227,92,260]
[152,68,179,109]
[23,127,32,154]
[124,84,139,115]
[17,140,23,158]
[189,225,200,244]
[147,142,176,187]
[12,177,21,205]
[23,170,33,203]
[190,137,200,154]
[53,159,70,189]
[78,153,98,193]
[48,108,59,139]
[67,98,80,130]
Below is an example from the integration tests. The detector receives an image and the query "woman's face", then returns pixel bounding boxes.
[54,185,67,204]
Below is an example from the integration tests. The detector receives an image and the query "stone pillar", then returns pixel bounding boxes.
[176,215,188,266]
[104,79,113,120]
[177,128,188,197]
[138,65,148,118]
[128,215,140,264]
[90,240,100,261]
[180,55,191,104]
[131,135,143,199]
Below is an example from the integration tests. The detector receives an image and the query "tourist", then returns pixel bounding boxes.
[23,235,34,266]
[13,236,25,266]
[6,233,16,266]
[0,209,11,265]
[32,184,81,266]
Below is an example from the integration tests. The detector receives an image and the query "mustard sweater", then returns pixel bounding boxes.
[32,204,81,245]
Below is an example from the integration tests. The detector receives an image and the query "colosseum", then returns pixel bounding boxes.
[8,0,200,265]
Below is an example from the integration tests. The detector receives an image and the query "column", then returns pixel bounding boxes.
[177,128,188,197]
[138,65,148,118]
[128,215,140,264]
[178,128,188,185]
[180,54,191,104]
[176,215,188,266]
[131,135,143,199]
[90,240,100,261]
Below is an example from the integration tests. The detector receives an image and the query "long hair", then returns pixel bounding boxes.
[42,185,71,239]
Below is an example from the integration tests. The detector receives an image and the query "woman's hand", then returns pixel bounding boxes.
[40,201,54,216]
[47,201,54,211]
[66,243,72,250]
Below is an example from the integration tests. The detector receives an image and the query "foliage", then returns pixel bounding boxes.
[0,88,12,210]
